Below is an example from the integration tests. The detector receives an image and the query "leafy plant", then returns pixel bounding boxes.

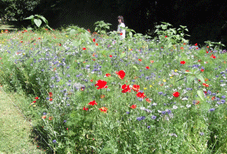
[24,14,52,31]
[154,22,190,48]
[204,40,225,50]
[94,20,112,35]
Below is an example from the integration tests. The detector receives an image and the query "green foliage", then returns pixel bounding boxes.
[0,0,41,21]
[24,14,52,31]
[154,22,190,49]
[94,20,112,35]
[204,40,225,50]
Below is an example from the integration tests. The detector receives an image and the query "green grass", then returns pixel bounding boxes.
[0,87,45,154]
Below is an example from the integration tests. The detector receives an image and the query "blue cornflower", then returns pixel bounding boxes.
[158,92,163,95]
[207,90,212,95]
[137,116,146,121]
[53,140,56,143]
[63,120,67,123]
[43,112,47,115]
[162,111,166,114]
[167,110,172,114]
[209,108,215,112]
[151,115,156,119]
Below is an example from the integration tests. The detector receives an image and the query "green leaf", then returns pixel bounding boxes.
[69,29,76,36]
[197,90,204,101]
[187,76,194,86]
[24,15,34,20]
[196,74,205,83]
[39,15,48,24]
[120,52,126,58]
[34,19,42,27]
[133,65,138,71]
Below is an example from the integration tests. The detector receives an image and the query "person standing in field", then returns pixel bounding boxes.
[117,15,126,39]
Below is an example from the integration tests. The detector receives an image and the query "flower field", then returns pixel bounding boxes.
[0,23,227,153]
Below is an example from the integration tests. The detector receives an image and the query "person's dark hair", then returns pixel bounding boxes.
[117,15,124,23]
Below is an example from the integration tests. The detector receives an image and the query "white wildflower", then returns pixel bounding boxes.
[173,105,178,109]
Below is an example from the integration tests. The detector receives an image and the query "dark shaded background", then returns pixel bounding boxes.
[1,0,227,47]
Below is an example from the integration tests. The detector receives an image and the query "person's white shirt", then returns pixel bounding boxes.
[117,23,126,39]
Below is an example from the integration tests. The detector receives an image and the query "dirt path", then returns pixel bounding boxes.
[0,88,44,154]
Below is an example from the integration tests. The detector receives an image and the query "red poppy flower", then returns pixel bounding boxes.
[195,43,198,46]
[87,29,91,33]
[49,98,53,101]
[138,59,142,61]
[203,83,209,87]
[33,101,36,103]
[130,104,137,109]
[146,66,150,69]
[82,47,86,50]
[88,100,97,106]
[211,96,215,100]
[180,61,186,64]
[121,84,131,93]
[95,80,108,89]
[136,92,146,99]
[195,100,200,105]
[132,85,140,92]
[99,107,108,113]
[90,79,93,82]
[109,55,112,57]
[95,43,98,46]
[150,60,154,63]
[83,106,89,111]
[146,98,151,103]
[173,92,180,97]
[49,92,53,97]
[165,36,167,38]
[93,38,96,42]
[210,54,216,59]
[115,70,125,79]
[201,69,204,72]
[105,73,111,77]
[35,97,39,100]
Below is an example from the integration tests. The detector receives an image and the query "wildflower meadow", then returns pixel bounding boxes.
[0,21,227,153]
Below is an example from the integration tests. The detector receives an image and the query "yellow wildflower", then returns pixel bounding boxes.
[163,79,166,82]
[174,69,178,72]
